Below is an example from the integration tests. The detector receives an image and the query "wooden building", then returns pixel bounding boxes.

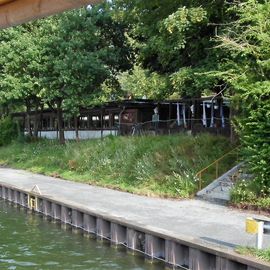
[13,96,231,140]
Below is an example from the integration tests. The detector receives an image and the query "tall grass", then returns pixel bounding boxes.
[236,247,270,263]
[0,134,235,198]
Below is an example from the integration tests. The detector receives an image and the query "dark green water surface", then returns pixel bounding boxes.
[0,199,167,270]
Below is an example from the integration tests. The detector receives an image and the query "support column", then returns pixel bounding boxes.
[36,198,43,212]
[127,229,145,252]
[111,223,126,245]
[43,200,52,216]
[2,187,8,200]
[19,193,28,207]
[8,189,14,202]
[83,214,96,233]
[189,248,216,270]
[96,218,111,239]
[72,209,83,228]
[1,187,5,198]
[14,191,20,204]
[51,203,61,220]
[61,206,72,224]
[4,187,9,199]
[145,235,165,259]
[165,240,189,267]
[216,257,247,270]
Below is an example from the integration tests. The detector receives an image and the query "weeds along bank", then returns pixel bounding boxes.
[0,134,235,198]
[236,247,270,263]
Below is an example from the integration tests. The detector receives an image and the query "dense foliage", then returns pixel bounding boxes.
[215,0,270,197]
[113,0,228,98]
[0,2,133,143]
[0,0,269,200]
[113,0,270,198]
[0,117,18,146]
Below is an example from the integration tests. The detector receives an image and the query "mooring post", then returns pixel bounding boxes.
[256,221,264,250]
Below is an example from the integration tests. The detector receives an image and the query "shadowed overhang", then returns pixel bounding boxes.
[0,0,102,29]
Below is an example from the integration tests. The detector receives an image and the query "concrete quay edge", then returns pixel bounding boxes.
[0,180,269,270]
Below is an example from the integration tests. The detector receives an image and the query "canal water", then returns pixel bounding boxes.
[0,199,168,270]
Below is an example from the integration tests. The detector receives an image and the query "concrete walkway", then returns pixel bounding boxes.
[0,168,269,251]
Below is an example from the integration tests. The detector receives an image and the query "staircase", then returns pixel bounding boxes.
[196,163,243,205]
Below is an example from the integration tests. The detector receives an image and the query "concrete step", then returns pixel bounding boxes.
[196,163,243,205]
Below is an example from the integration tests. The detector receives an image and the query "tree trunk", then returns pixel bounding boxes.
[56,99,65,144]
[33,102,39,138]
[39,105,44,137]
[230,105,238,144]
[26,102,32,137]
[101,108,104,139]
[74,116,79,141]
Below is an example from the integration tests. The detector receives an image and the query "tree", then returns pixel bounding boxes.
[40,5,132,143]
[118,65,170,99]
[39,11,107,143]
[0,3,132,144]
[0,23,45,137]
[215,0,270,196]
[113,0,228,98]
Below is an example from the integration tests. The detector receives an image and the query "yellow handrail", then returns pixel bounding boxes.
[196,147,239,190]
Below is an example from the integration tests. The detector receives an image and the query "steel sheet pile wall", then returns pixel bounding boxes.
[0,184,267,270]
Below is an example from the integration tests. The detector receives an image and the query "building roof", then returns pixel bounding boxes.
[0,0,101,29]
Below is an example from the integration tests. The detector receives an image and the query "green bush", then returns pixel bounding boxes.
[230,180,257,204]
[0,117,18,146]
[231,180,270,210]
[236,87,270,197]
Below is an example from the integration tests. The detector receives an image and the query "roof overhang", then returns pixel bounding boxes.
[0,0,102,29]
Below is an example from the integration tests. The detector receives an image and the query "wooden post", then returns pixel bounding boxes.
[101,108,104,139]
[216,162,219,179]
[74,116,79,141]
[168,102,172,135]
[87,114,91,129]
[56,99,65,144]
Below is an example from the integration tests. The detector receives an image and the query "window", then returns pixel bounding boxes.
[103,115,110,128]
[91,115,101,128]
[79,116,88,129]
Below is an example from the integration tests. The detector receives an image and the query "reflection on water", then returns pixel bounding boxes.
[0,199,170,270]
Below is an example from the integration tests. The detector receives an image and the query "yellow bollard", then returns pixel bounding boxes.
[246,218,258,234]
[246,217,265,249]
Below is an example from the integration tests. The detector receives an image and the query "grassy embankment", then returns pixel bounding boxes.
[0,134,236,198]
[236,247,270,263]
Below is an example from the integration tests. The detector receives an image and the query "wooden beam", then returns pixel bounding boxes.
[0,0,15,6]
[0,0,102,29]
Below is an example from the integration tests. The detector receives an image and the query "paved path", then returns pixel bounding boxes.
[0,168,269,251]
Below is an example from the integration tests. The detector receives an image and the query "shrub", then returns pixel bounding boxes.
[230,180,257,204]
[236,87,270,197]
[0,117,19,146]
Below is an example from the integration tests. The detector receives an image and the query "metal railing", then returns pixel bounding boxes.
[118,117,231,136]
[196,147,239,190]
